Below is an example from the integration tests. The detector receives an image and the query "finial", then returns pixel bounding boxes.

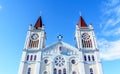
[79,11,82,16]
[40,11,42,16]
[57,35,63,41]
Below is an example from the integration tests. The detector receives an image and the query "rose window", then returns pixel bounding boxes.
[54,56,65,67]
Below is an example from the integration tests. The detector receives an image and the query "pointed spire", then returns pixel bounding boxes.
[34,16,43,29]
[77,16,87,28]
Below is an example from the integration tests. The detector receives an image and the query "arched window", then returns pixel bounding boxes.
[63,68,66,74]
[72,71,76,74]
[34,55,37,61]
[30,55,33,61]
[54,68,57,74]
[59,46,62,51]
[81,33,93,48]
[82,39,84,48]
[84,55,87,61]
[36,40,39,47]
[26,55,29,61]
[90,68,93,74]
[27,67,31,74]
[90,40,93,48]
[29,40,32,47]
[88,55,91,61]
[58,69,61,74]
[92,55,95,61]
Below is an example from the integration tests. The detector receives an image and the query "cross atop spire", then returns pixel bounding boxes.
[77,16,87,28]
[34,16,43,29]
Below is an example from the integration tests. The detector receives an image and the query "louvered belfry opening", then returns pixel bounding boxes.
[82,37,93,48]
[29,40,39,48]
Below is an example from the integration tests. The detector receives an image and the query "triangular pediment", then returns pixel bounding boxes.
[41,41,80,56]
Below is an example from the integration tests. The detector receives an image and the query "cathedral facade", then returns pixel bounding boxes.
[18,16,103,74]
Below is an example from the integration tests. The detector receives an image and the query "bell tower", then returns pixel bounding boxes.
[18,16,46,74]
[75,16,103,74]
[75,16,98,50]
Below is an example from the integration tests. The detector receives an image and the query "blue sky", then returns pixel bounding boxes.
[0,0,120,74]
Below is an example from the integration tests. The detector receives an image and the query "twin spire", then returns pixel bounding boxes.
[32,16,87,41]
[33,16,87,29]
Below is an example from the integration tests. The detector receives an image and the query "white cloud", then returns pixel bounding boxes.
[98,39,120,60]
[103,27,120,36]
[104,0,119,7]
[101,0,120,33]
[99,0,120,61]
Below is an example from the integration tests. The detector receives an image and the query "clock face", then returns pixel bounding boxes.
[31,33,39,40]
[82,33,90,40]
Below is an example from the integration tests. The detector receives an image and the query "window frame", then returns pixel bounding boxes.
[27,67,31,74]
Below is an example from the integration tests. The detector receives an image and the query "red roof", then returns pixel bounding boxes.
[78,16,87,28]
[34,16,43,28]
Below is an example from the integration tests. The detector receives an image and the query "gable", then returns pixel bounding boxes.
[41,41,80,56]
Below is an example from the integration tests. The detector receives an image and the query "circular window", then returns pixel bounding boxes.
[71,59,76,64]
[70,58,78,65]
[43,58,50,65]
[72,71,77,74]
[44,59,48,64]
[43,71,47,74]
[54,56,65,67]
